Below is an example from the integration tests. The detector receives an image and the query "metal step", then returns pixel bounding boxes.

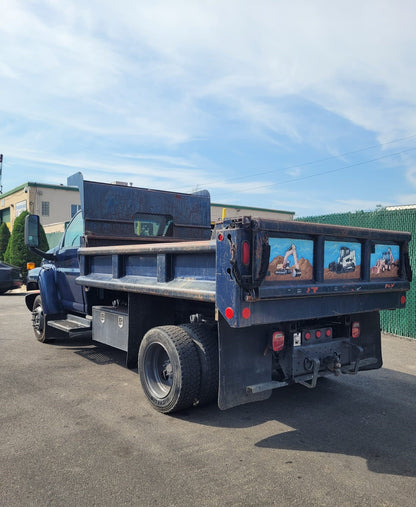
[48,315,91,334]
[246,380,289,394]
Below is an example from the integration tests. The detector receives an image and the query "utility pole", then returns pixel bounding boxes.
[0,153,3,194]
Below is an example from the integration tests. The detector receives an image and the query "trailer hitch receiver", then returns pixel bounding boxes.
[324,353,342,376]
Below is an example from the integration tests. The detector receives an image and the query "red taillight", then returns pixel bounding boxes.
[272,331,285,352]
[325,328,332,338]
[315,330,322,339]
[304,332,311,341]
[352,321,360,339]
[225,307,234,319]
[401,295,406,305]
[242,241,250,266]
[242,307,251,319]
[218,233,224,241]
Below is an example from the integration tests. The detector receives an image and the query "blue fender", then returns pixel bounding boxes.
[38,265,64,315]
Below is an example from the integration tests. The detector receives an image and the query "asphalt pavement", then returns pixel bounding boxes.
[1,293,415,506]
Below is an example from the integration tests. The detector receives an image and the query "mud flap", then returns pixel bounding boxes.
[218,314,272,410]
[354,311,383,371]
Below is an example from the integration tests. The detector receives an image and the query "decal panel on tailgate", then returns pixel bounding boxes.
[370,244,400,279]
[266,238,314,282]
[324,241,361,280]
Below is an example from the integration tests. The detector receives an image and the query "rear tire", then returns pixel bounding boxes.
[138,326,201,413]
[180,323,219,406]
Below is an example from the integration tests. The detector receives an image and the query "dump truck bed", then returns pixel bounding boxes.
[77,217,411,328]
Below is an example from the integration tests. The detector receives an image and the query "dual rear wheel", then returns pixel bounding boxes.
[138,324,218,413]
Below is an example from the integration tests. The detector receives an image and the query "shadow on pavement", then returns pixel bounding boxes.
[38,333,126,367]
[34,330,416,478]
[177,369,416,478]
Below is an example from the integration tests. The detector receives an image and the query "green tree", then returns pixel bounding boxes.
[0,222,11,261]
[4,211,49,278]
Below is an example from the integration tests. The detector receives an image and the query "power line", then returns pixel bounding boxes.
[177,132,416,192]
[231,145,416,194]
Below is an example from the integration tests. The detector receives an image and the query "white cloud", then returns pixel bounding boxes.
[285,167,302,179]
[103,0,416,139]
[2,0,416,147]
[405,167,416,187]
[8,149,208,188]
[2,1,416,214]
[395,194,416,205]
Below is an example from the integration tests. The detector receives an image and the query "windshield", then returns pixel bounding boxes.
[134,213,173,237]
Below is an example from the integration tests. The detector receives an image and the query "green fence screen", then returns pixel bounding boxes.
[299,208,416,339]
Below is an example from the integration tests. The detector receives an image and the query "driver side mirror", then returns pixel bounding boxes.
[25,214,40,248]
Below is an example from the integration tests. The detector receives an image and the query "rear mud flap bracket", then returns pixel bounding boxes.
[343,344,364,375]
[297,357,320,389]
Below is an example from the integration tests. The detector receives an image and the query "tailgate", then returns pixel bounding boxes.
[259,218,411,299]
[215,217,411,327]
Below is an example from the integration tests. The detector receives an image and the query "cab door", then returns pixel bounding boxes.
[55,211,86,313]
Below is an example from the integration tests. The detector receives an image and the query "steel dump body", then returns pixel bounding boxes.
[25,175,412,412]
[77,218,411,323]
[76,214,411,410]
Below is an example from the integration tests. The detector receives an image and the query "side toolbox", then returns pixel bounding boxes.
[92,306,129,351]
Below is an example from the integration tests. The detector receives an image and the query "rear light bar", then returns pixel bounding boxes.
[302,327,332,343]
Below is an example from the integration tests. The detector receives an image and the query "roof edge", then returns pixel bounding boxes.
[0,182,78,198]
[211,202,295,215]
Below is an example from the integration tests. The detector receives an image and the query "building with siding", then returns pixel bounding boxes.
[210,202,294,223]
[0,182,81,234]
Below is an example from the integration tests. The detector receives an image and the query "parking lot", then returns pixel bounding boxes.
[1,293,415,506]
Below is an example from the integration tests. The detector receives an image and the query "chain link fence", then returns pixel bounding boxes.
[299,208,416,338]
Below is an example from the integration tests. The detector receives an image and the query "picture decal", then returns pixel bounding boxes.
[267,238,314,281]
[324,241,361,280]
[370,244,400,278]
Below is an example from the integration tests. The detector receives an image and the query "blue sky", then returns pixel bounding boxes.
[2,0,416,217]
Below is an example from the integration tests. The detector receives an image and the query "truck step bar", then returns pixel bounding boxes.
[48,315,92,335]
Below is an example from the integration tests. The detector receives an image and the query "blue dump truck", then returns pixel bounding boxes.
[24,173,412,413]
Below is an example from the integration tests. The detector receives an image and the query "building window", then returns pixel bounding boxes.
[41,201,50,216]
[71,204,81,217]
